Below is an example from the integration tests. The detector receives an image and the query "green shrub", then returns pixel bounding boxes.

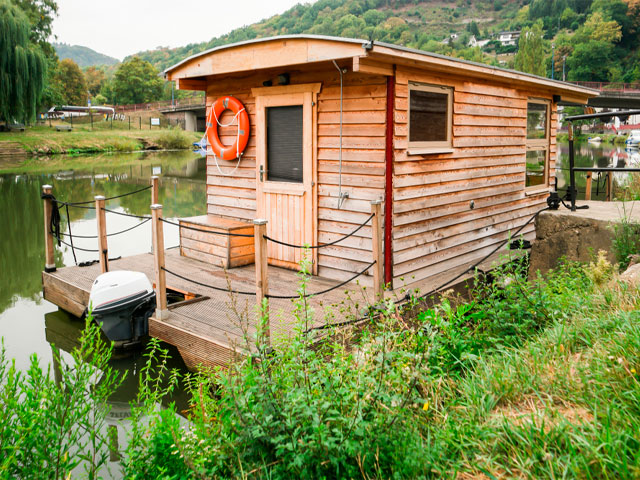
[156,127,191,150]
[122,258,434,478]
[0,316,122,479]
[611,205,640,269]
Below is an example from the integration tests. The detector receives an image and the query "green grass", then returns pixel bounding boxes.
[0,124,200,154]
[117,255,640,478]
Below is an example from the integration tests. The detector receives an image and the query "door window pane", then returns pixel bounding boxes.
[267,105,303,183]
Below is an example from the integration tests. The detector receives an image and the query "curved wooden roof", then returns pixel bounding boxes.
[164,34,597,104]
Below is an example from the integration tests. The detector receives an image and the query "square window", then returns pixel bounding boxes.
[408,83,452,148]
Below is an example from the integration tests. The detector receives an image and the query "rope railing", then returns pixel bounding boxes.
[102,207,151,220]
[266,261,376,300]
[159,217,254,237]
[41,180,159,272]
[161,266,256,296]
[52,184,152,208]
[263,213,374,250]
[56,217,151,239]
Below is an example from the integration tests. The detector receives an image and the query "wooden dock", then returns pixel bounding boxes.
[42,250,371,370]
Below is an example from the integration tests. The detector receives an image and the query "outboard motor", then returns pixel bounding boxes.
[88,271,156,347]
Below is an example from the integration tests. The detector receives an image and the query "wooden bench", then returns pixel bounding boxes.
[55,125,72,132]
[179,215,254,268]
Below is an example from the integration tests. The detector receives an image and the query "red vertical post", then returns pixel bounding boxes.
[384,73,395,287]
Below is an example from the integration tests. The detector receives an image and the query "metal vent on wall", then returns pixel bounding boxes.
[266,105,303,183]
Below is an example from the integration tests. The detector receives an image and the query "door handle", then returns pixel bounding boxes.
[259,165,264,182]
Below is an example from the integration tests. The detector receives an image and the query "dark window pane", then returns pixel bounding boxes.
[267,106,303,183]
[527,102,547,139]
[409,89,448,142]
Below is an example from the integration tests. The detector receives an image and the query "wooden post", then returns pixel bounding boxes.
[585,172,592,201]
[151,176,159,204]
[42,184,56,272]
[253,219,269,341]
[370,200,384,301]
[151,204,168,320]
[95,196,109,273]
[606,172,613,201]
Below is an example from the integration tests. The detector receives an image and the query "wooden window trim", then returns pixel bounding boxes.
[525,98,551,191]
[407,82,453,151]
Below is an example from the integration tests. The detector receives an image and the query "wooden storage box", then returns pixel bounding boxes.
[179,215,254,268]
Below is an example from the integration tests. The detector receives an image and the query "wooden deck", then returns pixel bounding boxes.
[42,250,372,370]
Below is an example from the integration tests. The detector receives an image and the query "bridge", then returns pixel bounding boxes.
[114,96,206,131]
[569,82,640,108]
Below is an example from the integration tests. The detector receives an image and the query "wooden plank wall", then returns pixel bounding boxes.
[205,67,386,285]
[392,66,556,287]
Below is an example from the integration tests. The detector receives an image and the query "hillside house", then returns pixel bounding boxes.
[497,31,520,46]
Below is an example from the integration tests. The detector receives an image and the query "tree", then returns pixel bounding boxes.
[582,11,622,43]
[112,57,163,105]
[0,0,46,124]
[11,0,57,43]
[514,21,547,76]
[53,58,87,105]
[567,40,615,81]
[84,66,106,97]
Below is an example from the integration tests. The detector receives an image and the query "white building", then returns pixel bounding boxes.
[497,31,520,46]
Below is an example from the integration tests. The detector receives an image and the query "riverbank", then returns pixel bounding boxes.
[557,131,628,145]
[0,125,201,155]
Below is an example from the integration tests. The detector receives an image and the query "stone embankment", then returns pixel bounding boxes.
[530,201,640,275]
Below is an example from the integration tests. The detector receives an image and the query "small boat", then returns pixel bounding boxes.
[626,130,640,147]
[587,136,602,144]
[88,270,156,348]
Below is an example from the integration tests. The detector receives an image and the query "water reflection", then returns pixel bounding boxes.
[557,142,640,199]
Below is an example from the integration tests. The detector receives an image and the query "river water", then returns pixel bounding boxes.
[0,150,207,411]
[0,142,638,403]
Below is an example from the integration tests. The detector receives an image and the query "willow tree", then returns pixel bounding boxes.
[0,0,46,124]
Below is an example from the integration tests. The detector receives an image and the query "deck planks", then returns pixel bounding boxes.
[42,250,370,370]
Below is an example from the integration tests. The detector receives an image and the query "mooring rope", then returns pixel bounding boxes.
[161,266,256,296]
[266,261,376,300]
[263,213,375,250]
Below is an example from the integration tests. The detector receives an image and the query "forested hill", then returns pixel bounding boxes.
[54,43,119,67]
[129,0,524,71]
[128,0,640,83]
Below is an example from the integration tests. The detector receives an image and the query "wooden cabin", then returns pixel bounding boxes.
[164,35,597,291]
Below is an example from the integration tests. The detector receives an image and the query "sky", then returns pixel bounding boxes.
[51,0,310,61]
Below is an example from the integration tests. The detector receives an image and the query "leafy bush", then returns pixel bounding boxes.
[156,127,191,150]
[0,316,122,479]
[122,259,434,478]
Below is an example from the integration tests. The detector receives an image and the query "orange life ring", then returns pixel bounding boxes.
[206,96,250,161]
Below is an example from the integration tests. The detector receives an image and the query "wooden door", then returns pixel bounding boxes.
[254,84,320,270]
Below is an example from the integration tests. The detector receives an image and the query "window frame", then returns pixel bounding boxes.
[407,82,453,152]
[525,98,551,191]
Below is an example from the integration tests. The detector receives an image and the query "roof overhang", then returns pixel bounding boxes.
[164,35,598,104]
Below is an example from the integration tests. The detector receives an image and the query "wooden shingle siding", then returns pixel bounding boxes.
[392,66,556,286]
[205,68,386,285]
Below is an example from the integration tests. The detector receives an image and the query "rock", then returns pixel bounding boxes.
[620,263,640,287]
